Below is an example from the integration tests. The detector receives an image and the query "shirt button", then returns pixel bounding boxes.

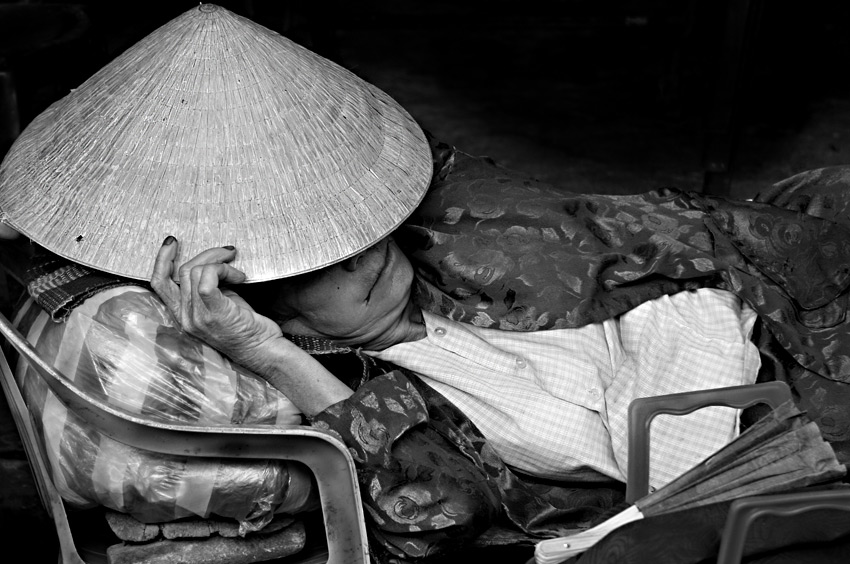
[434,327,447,336]
[588,387,601,398]
[515,358,527,368]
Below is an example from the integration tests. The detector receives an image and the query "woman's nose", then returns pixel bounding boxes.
[342,251,366,271]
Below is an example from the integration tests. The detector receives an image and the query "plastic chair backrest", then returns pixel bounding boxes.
[0,310,370,564]
[716,489,850,564]
[625,381,793,503]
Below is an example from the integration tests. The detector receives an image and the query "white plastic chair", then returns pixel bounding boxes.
[0,309,370,564]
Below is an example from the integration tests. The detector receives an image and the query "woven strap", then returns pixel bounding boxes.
[25,248,136,322]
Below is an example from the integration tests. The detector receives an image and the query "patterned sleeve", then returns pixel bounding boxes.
[310,370,503,562]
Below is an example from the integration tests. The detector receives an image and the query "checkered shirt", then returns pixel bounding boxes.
[369,289,760,490]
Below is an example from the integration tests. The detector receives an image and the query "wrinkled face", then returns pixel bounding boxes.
[273,237,420,351]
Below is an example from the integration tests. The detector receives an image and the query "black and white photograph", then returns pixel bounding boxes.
[1,2,849,563]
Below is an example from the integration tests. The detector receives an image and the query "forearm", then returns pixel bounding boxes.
[239,337,353,417]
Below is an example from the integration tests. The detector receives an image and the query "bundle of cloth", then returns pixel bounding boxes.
[13,283,318,534]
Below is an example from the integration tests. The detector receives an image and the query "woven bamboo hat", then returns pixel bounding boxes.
[0,4,432,281]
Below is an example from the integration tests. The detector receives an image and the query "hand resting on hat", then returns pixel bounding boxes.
[150,234,427,414]
[150,236,354,416]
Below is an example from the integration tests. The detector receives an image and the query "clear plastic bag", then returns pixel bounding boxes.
[14,286,318,533]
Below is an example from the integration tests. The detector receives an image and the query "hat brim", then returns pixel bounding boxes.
[0,4,432,282]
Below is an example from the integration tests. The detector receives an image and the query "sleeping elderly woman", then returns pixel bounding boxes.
[2,5,850,564]
[149,143,850,563]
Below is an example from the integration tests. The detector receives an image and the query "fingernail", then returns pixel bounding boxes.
[222,245,235,251]
[163,236,176,246]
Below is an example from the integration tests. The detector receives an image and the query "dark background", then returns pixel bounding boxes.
[2,0,850,560]
[3,1,850,199]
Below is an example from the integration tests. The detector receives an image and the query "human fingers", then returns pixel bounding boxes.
[150,236,183,317]
[177,247,242,320]
[184,263,279,360]
[177,246,240,275]
[182,262,248,330]
[177,246,237,284]
[192,262,248,304]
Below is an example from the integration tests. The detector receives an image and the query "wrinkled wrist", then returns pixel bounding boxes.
[234,337,353,416]
[232,334,302,376]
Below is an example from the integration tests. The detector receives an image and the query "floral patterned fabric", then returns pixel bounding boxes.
[399,151,850,381]
[397,149,850,466]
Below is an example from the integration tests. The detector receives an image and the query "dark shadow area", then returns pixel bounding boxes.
[3,1,850,198]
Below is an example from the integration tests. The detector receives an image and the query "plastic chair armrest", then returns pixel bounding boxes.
[626,381,792,502]
[716,489,850,564]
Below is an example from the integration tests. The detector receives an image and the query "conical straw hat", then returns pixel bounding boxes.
[0,4,432,281]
